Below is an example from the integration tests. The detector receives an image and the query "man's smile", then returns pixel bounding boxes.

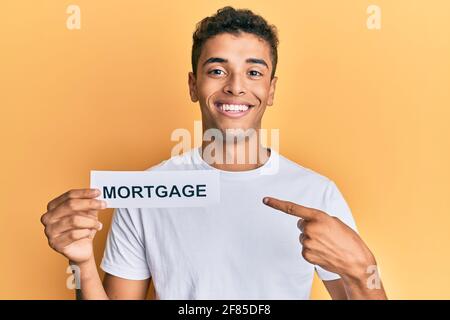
[213,99,256,118]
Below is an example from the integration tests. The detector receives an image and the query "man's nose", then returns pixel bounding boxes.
[223,74,246,96]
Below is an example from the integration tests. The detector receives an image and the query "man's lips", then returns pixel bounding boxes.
[213,101,255,118]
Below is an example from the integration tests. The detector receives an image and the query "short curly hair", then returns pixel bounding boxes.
[192,6,279,79]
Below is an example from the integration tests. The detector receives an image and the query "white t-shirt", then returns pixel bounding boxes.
[100,147,358,299]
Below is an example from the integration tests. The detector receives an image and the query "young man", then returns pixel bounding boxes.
[40,7,387,299]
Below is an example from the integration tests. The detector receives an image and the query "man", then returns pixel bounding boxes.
[40,6,387,299]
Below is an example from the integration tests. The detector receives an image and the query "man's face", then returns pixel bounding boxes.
[189,32,278,134]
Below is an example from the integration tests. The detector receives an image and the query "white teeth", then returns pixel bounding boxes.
[219,104,250,112]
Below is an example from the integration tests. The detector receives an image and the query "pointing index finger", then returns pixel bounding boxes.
[263,197,317,220]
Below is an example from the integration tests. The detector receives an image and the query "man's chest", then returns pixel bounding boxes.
[145,204,310,286]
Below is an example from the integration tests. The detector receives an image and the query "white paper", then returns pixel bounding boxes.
[90,170,220,208]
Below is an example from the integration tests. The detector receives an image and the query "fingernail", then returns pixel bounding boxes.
[100,201,107,209]
[263,197,269,204]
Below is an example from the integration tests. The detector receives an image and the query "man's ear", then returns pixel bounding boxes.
[267,76,278,106]
[188,72,198,102]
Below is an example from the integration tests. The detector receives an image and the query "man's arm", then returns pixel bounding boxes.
[323,277,387,300]
[263,197,388,300]
[73,257,150,300]
[323,279,348,300]
[102,272,150,300]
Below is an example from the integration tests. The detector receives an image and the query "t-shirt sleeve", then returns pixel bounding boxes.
[100,208,151,280]
[315,180,359,281]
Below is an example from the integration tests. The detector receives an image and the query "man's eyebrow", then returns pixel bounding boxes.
[246,58,269,69]
[202,57,269,69]
[202,57,227,67]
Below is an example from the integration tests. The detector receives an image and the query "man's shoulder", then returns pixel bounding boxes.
[277,152,331,185]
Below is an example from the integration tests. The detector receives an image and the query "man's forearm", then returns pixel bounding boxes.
[70,257,109,300]
[341,263,388,300]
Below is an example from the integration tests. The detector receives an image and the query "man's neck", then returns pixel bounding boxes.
[200,130,271,172]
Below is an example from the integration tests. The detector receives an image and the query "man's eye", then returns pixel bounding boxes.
[249,70,263,77]
[208,69,225,75]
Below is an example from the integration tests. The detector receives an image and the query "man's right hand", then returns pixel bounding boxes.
[40,188,106,264]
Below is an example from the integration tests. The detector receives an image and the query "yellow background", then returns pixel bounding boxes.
[1,0,449,299]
